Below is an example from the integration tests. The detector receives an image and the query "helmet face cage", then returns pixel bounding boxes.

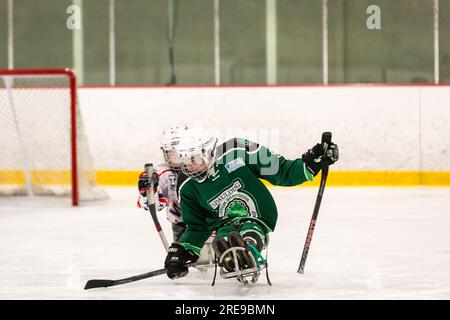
[160,125,188,171]
[177,137,218,182]
[161,147,182,171]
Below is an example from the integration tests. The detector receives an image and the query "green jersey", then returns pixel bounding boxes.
[178,138,314,255]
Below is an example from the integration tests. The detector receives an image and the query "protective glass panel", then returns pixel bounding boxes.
[116,0,213,85]
[84,0,109,85]
[14,0,73,69]
[221,0,266,84]
[441,0,450,83]
[277,0,322,84]
[115,0,166,85]
[329,0,434,83]
[0,0,7,68]
[169,0,214,85]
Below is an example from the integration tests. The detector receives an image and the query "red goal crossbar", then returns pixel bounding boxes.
[0,69,79,205]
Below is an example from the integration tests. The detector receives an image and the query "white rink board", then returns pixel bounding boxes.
[78,86,450,172]
[0,187,449,300]
[420,87,450,171]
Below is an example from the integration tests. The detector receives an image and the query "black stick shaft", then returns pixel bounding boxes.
[297,132,332,274]
[84,268,168,290]
[84,262,196,290]
[145,163,170,252]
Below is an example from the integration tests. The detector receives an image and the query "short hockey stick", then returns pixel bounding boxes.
[84,267,168,290]
[297,132,332,274]
[84,263,195,289]
[145,163,170,252]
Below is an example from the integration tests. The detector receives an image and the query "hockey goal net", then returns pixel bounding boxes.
[0,69,107,205]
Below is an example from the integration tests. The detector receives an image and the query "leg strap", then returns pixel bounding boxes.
[247,243,268,269]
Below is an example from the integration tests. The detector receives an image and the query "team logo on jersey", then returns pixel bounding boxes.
[224,158,245,173]
[208,179,258,219]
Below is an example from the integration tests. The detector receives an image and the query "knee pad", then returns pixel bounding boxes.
[238,220,267,251]
[240,230,265,252]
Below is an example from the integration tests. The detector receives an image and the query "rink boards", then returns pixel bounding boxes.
[80,85,450,186]
[2,85,450,186]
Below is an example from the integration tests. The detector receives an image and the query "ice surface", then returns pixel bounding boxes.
[1,187,449,300]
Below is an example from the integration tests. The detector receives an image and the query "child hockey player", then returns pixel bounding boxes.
[163,128,339,283]
[137,125,187,241]
[137,125,215,267]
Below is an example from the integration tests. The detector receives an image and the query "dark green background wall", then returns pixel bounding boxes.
[0,0,8,68]
[0,0,448,85]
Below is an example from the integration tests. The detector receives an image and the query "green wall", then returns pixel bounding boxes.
[0,1,6,69]
[329,0,435,83]
[441,0,450,83]
[0,0,447,85]
[277,0,323,84]
[14,0,73,69]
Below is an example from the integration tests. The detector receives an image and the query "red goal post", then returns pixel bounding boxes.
[0,69,106,205]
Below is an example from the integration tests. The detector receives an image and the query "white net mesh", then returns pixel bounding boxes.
[0,70,107,204]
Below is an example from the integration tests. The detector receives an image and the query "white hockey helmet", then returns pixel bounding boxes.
[160,124,189,171]
[175,127,218,182]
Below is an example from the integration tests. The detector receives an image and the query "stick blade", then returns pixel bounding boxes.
[84,279,116,290]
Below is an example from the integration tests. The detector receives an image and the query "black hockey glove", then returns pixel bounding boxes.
[302,141,339,176]
[164,243,199,280]
[138,171,159,196]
